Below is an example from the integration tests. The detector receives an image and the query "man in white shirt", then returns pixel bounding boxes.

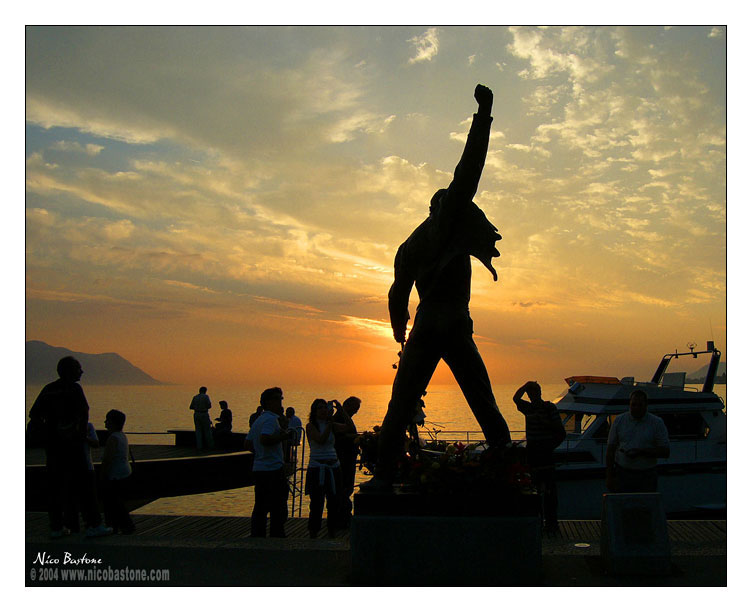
[189,386,213,450]
[246,387,293,537]
[606,389,670,493]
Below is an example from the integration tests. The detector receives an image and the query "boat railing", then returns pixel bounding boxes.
[415,429,708,466]
[418,429,528,443]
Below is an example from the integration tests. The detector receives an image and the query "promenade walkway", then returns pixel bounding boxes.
[25,512,725,586]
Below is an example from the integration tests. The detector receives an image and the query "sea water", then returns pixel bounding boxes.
[25,382,727,517]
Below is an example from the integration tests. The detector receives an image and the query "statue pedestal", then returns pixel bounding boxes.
[350,491,542,586]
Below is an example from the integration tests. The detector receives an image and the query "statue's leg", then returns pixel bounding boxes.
[375,335,441,480]
[443,329,511,446]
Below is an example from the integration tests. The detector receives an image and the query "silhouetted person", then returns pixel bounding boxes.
[215,400,233,432]
[248,405,263,430]
[26,407,46,448]
[60,420,101,533]
[246,387,294,537]
[363,84,511,489]
[28,356,112,538]
[514,381,565,532]
[606,389,670,493]
[64,421,100,533]
[283,406,303,464]
[213,400,233,447]
[285,407,303,444]
[333,396,360,526]
[100,409,135,534]
[305,399,354,538]
[189,386,213,450]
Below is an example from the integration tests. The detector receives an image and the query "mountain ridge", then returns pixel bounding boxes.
[686,361,727,384]
[26,340,164,386]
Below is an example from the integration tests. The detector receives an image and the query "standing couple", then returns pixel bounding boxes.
[245,388,360,539]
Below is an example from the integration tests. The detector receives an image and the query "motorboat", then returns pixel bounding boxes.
[552,341,726,519]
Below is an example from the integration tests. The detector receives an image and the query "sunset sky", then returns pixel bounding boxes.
[25,25,728,386]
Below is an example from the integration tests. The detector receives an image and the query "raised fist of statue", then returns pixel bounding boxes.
[474,84,493,111]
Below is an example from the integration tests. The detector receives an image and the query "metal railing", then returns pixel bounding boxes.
[418,429,528,443]
[286,428,306,518]
[412,428,711,466]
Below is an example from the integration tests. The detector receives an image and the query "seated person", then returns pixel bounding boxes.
[213,400,233,447]
[215,401,233,433]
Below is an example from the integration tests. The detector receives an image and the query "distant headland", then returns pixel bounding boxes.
[25,340,164,386]
[686,361,727,385]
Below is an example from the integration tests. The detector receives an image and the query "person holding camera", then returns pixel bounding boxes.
[333,396,360,528]
[305,398,354,538]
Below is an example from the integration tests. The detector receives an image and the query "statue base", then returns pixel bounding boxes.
[350,490,542,585]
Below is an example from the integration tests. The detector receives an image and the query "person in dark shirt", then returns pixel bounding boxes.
[513,381,565,532]
[212,400,233,447]
[214,400,233,433]
[362,84,511,490]
[333,396,360,527]
[28,356,112,538]
[248,405,263,430]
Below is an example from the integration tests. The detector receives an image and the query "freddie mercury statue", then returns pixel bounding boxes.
[363,84,512,490]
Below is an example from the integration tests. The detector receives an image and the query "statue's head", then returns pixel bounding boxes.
[429,188,447,217]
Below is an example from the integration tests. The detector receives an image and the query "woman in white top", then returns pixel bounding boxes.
[305,398,354,538]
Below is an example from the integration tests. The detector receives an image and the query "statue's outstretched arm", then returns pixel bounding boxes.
[438,84,494,224]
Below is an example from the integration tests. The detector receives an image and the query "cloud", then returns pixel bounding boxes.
[522,338,555,351]
[507,26,613,94]
[26,138,411,321]
[337,315,394,341]
[708,27,724,38]
[326,112,396,143]
[513,302,553,309]
[26,30,394,169]
[50,141,105,156]
[407,28,439,64]
[522,84,569,115]
[26,98,170,144]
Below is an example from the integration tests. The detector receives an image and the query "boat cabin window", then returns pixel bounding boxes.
[561,411,710,441]
[559,412,607,437]
[657,412,710,440]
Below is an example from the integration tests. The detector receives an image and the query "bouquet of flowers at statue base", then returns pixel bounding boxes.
[353,432,539,516]
[354,426,381,475]
[401,441,534,495]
